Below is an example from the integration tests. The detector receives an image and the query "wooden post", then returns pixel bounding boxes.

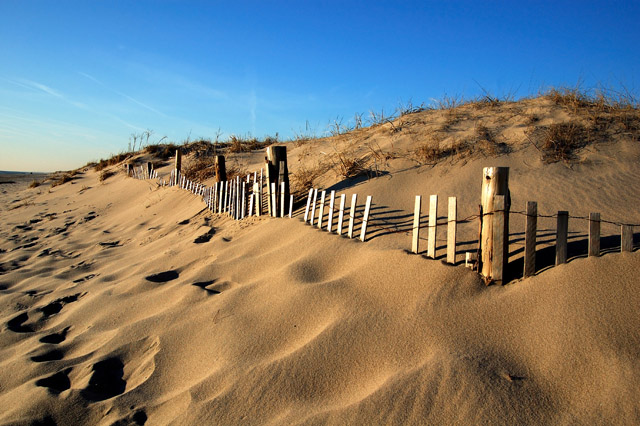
[327,191,335,232]
[317,190,326,229]
[412,196,421,254]
[360,196,372,242]
[175,149,182,185]
[266,146,289,218]
[214,155,226,182]
[622,225,633,252]
[589,212,601,257]
[348,194,358,239]
[524,201,537,277]
[304,189,313,222]
[492,195,506,284]
[310,189,318,224]
[447,197,457,264]
[427,195,438,258]
[556,211,568,265]
[480,167,510,281]
[265,160,273,216]
[337,194,346,235]
[280,181,286,217]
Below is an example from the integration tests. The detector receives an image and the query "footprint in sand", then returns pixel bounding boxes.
[112,410,147,426]
[7,312,33,333]
[40,293,84,317]
[30,349,64,362]
[81,357,126,401]
[145,270,179,283]
[40,327,70,344]
[35,368,72,394]
[98,241,121,248]
[193,228,216,244]
[72,274,97,284]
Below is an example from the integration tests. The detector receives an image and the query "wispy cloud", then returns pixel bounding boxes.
[78,71,167,117]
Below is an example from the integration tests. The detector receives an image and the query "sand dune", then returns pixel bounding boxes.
[1,96,640,424]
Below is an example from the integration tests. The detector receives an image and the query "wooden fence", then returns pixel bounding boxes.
[126,165,638,284]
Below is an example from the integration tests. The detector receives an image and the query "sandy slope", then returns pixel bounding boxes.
[1,97,640,425]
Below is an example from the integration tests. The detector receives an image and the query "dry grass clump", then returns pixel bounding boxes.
[183,158,215,181]
[537,123,588,163]
[145,143,179,160]
[51,173,74,187]
[95,153,132,172]
[99,170,115,182]
[290,164,323,197]
[414,135,444,165]
[29,180,41,188]
[227,135,276,153]
[333,151,367,179]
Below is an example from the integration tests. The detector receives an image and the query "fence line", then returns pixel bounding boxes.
[124,164,637,283]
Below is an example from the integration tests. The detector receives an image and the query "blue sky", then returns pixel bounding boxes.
[1,1,638,172]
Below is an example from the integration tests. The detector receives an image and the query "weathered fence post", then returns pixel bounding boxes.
[265,146,289,218]
[622,225,633,252]
[412,195,422,254]
[214,155,226,182]
[447,197,457,264]
[524,201,537,277]
[556,211,568,264]
[589,212,601,257]
[492,195,506,284]
[174,149,182,185]
[428,195,438,258]
[480,167,510,283]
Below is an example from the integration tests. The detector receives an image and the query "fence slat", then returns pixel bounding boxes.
[622,225,633,252]
[304,189,313,222]
[310,189,318,224]
[337,194,346,235]
[589,212,601,257]
[289,195,294,218]
[248,189,254,217]
[556,211,568,264]
[524,201,537,277]
[241,182,246,219]
[447,197,457,264]
[348,194,358,239]
[317,190,326,229]
[427,195,438,258]
[270,182,277,218]
[281,181,286,218]
[492,195,506,284]
[360,196,372,242]
[327,191,335,232]
[412,195,421,254]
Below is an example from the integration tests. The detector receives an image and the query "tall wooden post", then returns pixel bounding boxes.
[174,149,182,185]
[214,155,227,182]
[265,146,289,218]
[480,167,510,284]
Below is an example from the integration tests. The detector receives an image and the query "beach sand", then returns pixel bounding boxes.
[1,96,640,424]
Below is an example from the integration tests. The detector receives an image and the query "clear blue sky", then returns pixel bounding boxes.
[1,1,638,172]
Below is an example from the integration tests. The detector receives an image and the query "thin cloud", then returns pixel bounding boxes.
[78,71,167,117]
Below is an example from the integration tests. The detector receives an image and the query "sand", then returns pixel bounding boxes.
[1,97,640,424]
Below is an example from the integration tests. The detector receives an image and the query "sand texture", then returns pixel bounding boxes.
[1,97,640,424]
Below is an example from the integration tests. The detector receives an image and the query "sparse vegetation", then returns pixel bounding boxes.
[51,173,73,187]
[538,123,588,163]
[29,180,41,188]
[99,170,115,182]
